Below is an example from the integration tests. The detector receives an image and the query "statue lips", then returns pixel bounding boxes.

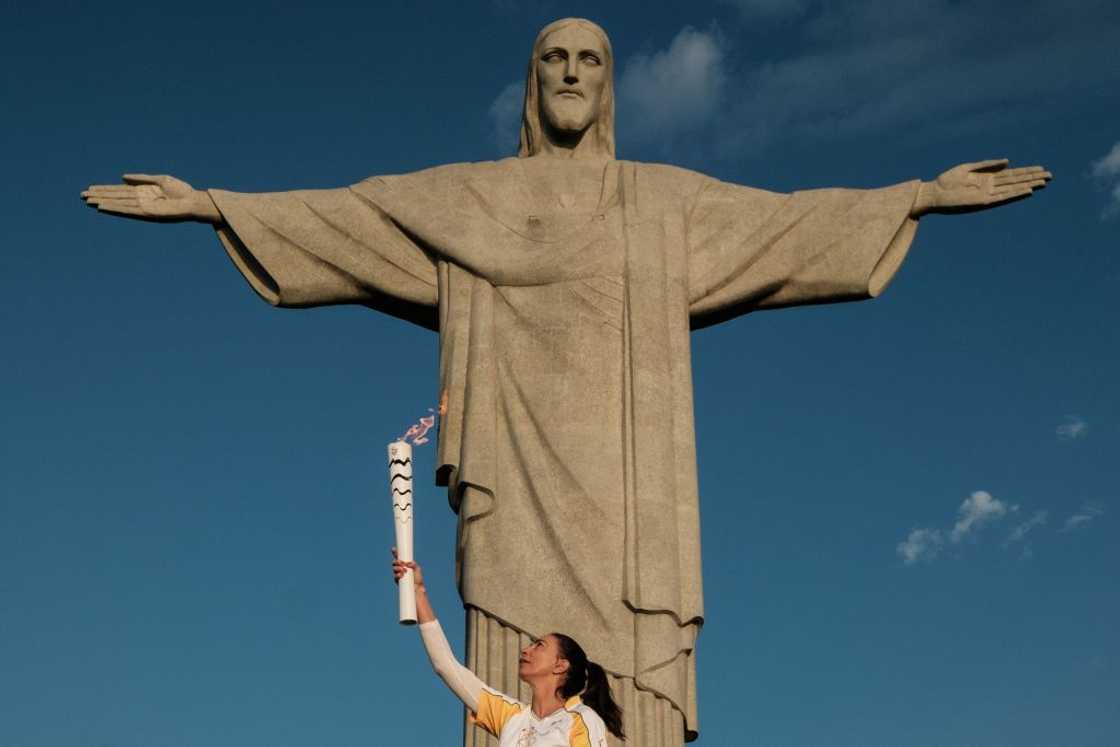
[556,88,583,98]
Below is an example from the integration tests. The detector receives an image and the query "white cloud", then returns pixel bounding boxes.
[488,80,523,155]
[617,26,725,145]
[1062,503,1104,532]
[951,490,1013,543]
[1091,142,1120,219]
[1004,510,1048,546]
[1056,415,1089,440]
[488,3,1116,165]
[712,0,1120,156]
[1091,142,1120,179]
[897,527,943,565]
[898,489,1019,565]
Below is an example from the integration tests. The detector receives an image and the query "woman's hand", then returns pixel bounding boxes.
[393,548,435,622]
[81,174,223,224]
[911,159,1051,217]
[392,547,425,590]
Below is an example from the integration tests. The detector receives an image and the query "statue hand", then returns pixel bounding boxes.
[81,174,222,224]
[913,159,1052,216]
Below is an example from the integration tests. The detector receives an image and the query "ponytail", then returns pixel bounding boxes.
[553,633,626,740]
[583,660,625,740]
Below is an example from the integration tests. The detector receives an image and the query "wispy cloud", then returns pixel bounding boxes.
[1056,415,1089,440]
[898,490,1041,565]
[897,527,943,565]
[488,81,523,155]
[1004,510,1048,547]
[711,0,1120,156]
[488,3,1116,161]
[951,490,1014,543]
[617,26,726,146]
[1062,503,1105,532]
[1091,142,1120,179]
[1090,141,1120,219]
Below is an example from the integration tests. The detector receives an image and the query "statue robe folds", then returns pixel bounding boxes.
[209,159,919,741]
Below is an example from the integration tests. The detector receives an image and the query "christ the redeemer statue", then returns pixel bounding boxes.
[82,17,1050,746]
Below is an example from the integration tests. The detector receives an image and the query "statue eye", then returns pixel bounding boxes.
[582,54,602,66]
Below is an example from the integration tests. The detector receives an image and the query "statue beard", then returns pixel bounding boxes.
[540,96,599,146]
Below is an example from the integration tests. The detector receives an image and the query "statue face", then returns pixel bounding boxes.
[536,24,608,138]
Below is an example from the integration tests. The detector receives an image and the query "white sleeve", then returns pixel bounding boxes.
[418,619,485,711]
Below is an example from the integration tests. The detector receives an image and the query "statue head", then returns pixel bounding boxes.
[518,18,615,158]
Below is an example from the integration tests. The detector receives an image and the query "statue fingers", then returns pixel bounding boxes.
[86,195,138,209]
[993,169,1052,187]
[122,173,164,185]
[85,184,137,193]
[989,185,1035,204]
[92,196,140,208]
[82,185,139,200]
[994,165,1049,180]
[96,201,149,219]
[997,178,1050,194]
[963,158,1009,173]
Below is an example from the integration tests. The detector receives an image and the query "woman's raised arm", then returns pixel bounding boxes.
[392,551,486,711]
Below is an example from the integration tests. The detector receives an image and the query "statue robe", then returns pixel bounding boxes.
[209,158,919,743]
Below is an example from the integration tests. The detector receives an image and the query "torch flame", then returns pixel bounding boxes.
[400,408,438,446]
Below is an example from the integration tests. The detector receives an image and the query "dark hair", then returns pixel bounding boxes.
[552,632,625,740]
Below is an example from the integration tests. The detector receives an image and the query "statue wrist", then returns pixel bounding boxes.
[192,189,222,224]
[912,181,937,217]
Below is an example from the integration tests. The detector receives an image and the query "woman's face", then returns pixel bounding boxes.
[518,634,568,680]
[536,24,608,138]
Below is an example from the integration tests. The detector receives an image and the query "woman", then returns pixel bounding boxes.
[392,549,625,746]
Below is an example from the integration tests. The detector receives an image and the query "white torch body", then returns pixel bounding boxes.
[388,440,417,625]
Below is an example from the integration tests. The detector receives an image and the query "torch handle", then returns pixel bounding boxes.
[394,515,417,624]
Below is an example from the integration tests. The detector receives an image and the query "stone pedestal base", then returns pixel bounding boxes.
[463,607,686,747]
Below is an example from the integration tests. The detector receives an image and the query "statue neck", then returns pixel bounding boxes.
[538,121,610,160]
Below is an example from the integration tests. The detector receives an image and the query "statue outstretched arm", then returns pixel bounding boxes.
[81,174,222,224]
[82,173,439,327]
[910,159,1051,218]
[687,159,1051,328]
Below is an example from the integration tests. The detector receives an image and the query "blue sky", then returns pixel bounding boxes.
[2,1,1118,745]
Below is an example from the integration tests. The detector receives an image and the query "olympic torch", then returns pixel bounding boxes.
[388,440,417,625]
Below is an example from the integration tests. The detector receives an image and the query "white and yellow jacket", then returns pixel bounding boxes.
[419,620,609,747]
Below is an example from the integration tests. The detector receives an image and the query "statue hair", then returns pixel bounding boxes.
[518,18,616,158]
[552,632,626,740]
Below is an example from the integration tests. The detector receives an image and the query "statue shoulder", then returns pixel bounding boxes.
[621,160,713,200]
[357,158,519,190]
